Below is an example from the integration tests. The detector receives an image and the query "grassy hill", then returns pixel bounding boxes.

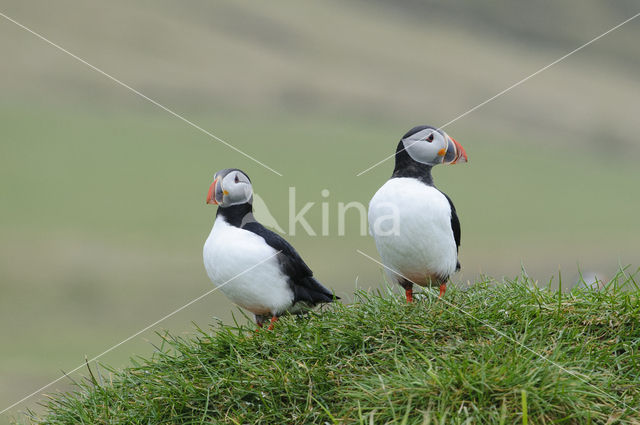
[24,272,640,425]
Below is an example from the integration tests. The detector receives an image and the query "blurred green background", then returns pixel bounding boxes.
[1,0,639,422]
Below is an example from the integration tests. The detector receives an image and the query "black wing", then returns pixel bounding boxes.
[442,193,461,271]
[242,222,339,305]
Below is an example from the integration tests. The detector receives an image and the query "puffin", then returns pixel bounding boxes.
[203,168,338,329]
[367,126,467,303]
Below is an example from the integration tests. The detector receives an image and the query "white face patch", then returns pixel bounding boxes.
[402,128,448,166]
[220,170,253,206]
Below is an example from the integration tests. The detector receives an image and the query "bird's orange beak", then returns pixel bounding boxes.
[206,178,219,205]
[443,134,468,164]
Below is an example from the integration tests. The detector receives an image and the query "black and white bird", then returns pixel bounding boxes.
[203,168,338,328]
[368,126,467,302]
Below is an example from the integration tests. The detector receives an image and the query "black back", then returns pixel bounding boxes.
[443,193,462,271]
[242,221,338,305]
[218,203,338,306]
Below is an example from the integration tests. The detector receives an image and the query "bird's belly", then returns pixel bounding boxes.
[374,224,456,286]
[203,222,293,315]
[369,179,458,285]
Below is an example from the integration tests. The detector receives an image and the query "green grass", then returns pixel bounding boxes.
[24,270,640,425]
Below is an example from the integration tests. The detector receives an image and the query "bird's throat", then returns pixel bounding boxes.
[391,141,434,185]
[216,202,254,227]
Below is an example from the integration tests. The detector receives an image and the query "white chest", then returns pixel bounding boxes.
[203,217,293,315]
[368,178,458,285]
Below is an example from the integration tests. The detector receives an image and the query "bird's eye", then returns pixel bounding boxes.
[234,174,240,184]
[426,133,434,142]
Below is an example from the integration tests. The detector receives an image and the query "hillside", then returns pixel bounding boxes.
[25,273,640,424]
[2,0,639,148]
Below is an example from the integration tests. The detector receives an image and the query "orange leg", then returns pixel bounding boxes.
[439,283,447,298]
[267,316,278,330]
[400,280,414,303]
[405,287,414,303]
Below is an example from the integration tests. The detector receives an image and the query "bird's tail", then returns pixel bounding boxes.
[295,277,340,305]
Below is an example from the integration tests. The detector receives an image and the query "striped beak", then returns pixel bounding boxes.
[442,134,468,165]
[206,178,221,205]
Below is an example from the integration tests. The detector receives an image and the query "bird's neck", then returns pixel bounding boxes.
[391,142,434,185]
[216,202,254,228]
